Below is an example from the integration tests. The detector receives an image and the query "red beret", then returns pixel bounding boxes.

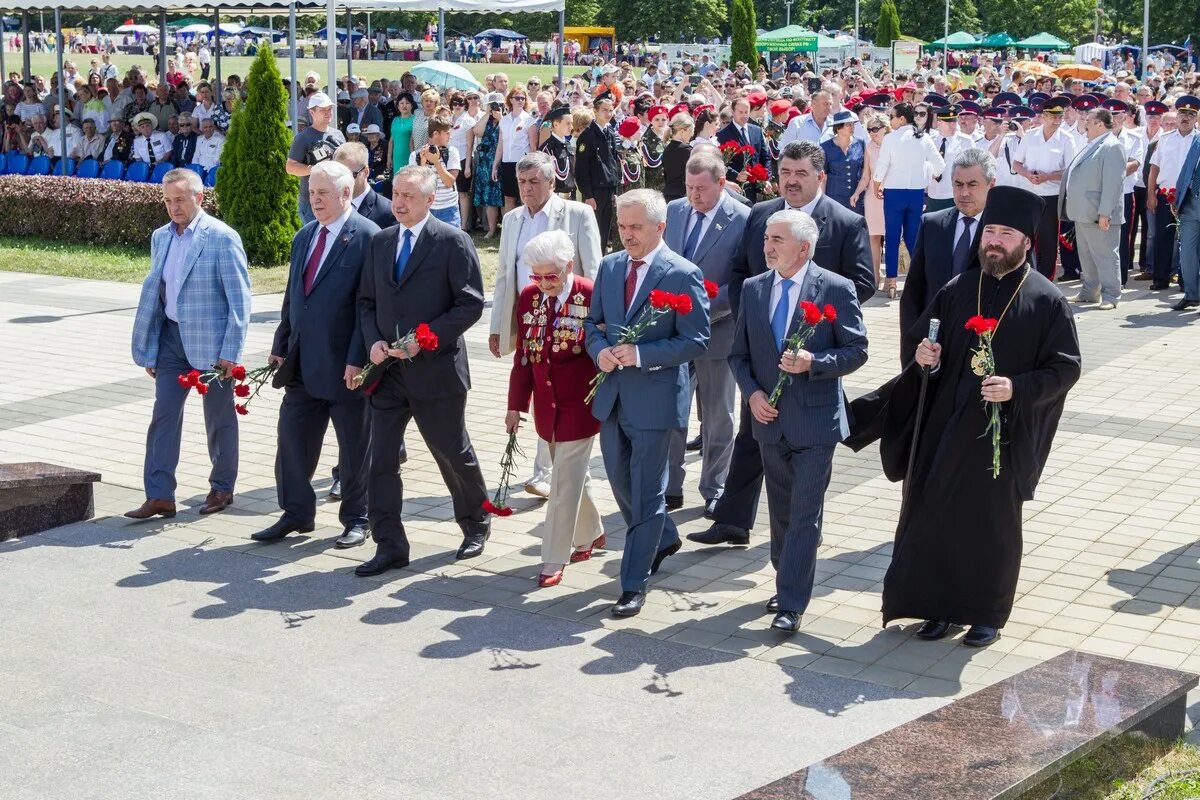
[786,106,803,121]
[769,99,793,116]
[668,102,690,118]
[647,104,669,120]
[692,104,715,116]
[617,117,641,139]
[747,90,768,109]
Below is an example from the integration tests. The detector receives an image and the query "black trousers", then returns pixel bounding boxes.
[1133,185,1150,270]
[1032,193,1060,279]
[368,390,488,557]
[1153,194,1178,286]
[200,62,210,80]
[593,187,616,253]
[276,381,369,528]
[709,398,765,532]
[1119,192,1135,286]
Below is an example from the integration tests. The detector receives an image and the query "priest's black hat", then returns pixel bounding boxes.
[980,186,1044,240]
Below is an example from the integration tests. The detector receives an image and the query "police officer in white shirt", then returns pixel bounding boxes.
[926,104,975,212]
[1013,96,1076,278]
[1146,95,1199,289]
[131,111,172,164]
[192,117,225,169]
[957,101,985,143]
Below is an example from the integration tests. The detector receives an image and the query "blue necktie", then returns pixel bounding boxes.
[682,210,705,261]
[771,278,794,351]
[394,229,413,283]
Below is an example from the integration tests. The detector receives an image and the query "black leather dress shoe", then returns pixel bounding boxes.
[766,595,780,613]
[612,591,646,617]
[685,435,703,452]
[327,479,342,501]
[335,524,369,548]
[1150,281,1170,290]
[456,530,490,560]
[963,625,999,647]
[771,611,801,632]
[686,524,750,546]
[703,498,719,519]
[354,550,409,577]
[398,444,408,465]
[665,494,684,510]
[251,519,315,542]
[915,620,952,640]
[650,540,681,575]
[1173,298,1200,311]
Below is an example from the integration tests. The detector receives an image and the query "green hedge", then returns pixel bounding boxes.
[0,174,219,248]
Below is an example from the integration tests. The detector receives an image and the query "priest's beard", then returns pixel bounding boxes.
[980,240,1028,277]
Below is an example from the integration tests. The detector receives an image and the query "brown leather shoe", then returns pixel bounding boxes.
[124,499,177,519]
[198,491,234,515]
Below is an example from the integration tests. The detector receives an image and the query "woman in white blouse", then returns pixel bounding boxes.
[190,84,218,124]
[872,102,946,298]
[493,86,532,214]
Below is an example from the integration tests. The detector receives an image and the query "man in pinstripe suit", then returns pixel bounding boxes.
[729,209,868,632]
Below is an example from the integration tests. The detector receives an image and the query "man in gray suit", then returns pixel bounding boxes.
[728,209,868,632]
[664,150,749,515]
[1061,108,1127,310]
[347,88,383,133]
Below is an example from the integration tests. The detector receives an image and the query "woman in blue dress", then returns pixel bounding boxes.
[468,95,504,237]
[821,109,866,215]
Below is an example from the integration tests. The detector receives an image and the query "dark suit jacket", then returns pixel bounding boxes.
[574,120,618,199]
[730,194,875,317]
[358,215,485,400]
[356,189,395,229]
[899,206,981,352]
[171,132,198,166]
[272,213,380,400]
[716,121,768,181]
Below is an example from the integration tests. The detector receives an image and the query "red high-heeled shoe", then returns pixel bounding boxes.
[537,569,564,588]
[570,533,606,563]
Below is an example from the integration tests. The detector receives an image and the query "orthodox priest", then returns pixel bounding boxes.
[848,185,1081,648]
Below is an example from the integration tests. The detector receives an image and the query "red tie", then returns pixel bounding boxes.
[624,259,645,311]
[303,226,328,296]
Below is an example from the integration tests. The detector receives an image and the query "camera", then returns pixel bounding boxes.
[807,77,822,94]
[1007,121,1019,132]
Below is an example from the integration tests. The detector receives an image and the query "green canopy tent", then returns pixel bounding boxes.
[167,15,211,28]
[1014,32,1071,50]
[926,31,980,49]
[755,25,842,53]
[980,32,1015,47]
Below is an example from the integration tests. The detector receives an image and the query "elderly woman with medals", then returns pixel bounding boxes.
[505,230,604,588]
[640,104,669,193]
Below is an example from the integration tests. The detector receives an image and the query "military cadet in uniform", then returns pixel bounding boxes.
[539,105,575,197]
[575,91,620,252]
[131,111,172,165]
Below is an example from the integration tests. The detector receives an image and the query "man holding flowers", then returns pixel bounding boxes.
[583,189,710,618]
[728,209,868,633]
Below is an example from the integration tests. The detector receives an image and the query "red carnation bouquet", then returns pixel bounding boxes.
[353,322,439,390]
[745,163,776,198]
[965,315,1003,479]
[767,301,837,407]
[178,361,277,416]
[718,140,742,164]
[704,280,719,299]
[482,428,525,517]
[584,289,695,404]
[1162,187,1178,207]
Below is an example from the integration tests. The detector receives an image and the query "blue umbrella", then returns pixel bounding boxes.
[411,60,481,91]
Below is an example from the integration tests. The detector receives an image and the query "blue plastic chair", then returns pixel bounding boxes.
[204,164,218,187]
[0,153,6,175]
[7,152,29,175]
[184,162,206,180]
[26,154,52,175]
[124,161,151,182]
[99,159,125,180]
[76,158,100,179]
[53,157,77,176]
[149,161,173,183]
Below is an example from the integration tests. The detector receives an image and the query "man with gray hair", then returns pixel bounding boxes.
[728,208,868,632]
[663,149,750,515]
[256,160,380,547]
[334,141,393,228]
[900,147,996,353]
[490,150,603,498]
[583,188,711,617]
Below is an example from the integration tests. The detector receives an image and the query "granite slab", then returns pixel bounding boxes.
[0,462,101,540]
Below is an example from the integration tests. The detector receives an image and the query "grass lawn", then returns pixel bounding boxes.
[19,51,577,89]
[1014,736,1200,800]
[0,231,500,295]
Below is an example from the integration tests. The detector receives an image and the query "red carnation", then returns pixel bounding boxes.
[235,404,249,416]
[1057,233,1075,252]
[195,382,209,396]
[740,143,756,155]
[482,499,513,517]
[746,163,771,182]
[177,374,192,388]
[230,364,247,381]
[671,293,693,315]
[823,303,838,322]
[235,384,251,398]
[414,322,439,351]
[719,140,739,152]
[185,369,201,386]
[649,289,673,309]
[800,300,822,326]
[704,279,719,299]
[965,315,999,335]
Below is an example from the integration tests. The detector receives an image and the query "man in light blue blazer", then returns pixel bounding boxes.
[1171,129,1200,310]
[583,188,710,617]
[663,149,749,515]
[729,209,868,632]
[127,168,251,519]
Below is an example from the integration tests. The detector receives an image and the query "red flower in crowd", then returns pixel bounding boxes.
[719,140,739,153]
[177,374,192,388]
[414,322,439,351]
[235,404,249,416]
[195,382,209,396]
[823,304,838,322]
[230,364,247,381]
[649,289,673,309]
[746,164,771,183]
[800,300,822,326]
[671,293,693,315]
[1163,187,1178,205]
[740,143,756,156]
[235,384,251,398]
[482,499,513,517]
[1057,233,1075,252]
[965,315,999,335]
[704,280,719,299]
[182,369,200,387]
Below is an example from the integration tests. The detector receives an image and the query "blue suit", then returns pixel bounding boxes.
[728,263,868,614]
[130,211,251,501]
[1174,137,1200,300]
[270,213,380,528]
[583,244,710,593]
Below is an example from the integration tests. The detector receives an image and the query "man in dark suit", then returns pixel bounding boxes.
[575,92,619,252]
[254,161,379,547]
[716,97,769,199]
[335,141,395,229]
[899,147,994,359]
[355,165,491,577]
[690,139,874,549]
[729,209,868,630]
[170,114,199,166]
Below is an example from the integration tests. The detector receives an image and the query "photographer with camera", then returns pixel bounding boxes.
[409,117,462,227]
[2,114,28,155]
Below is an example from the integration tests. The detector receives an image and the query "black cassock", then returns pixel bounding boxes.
[847,264,1081,628]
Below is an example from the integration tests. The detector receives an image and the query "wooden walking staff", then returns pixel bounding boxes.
[902,318,940,512]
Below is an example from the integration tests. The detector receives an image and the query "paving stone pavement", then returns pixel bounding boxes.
[3,270,1200,794]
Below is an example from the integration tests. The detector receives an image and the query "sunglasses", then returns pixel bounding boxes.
[451,100,465,106]
[529,273,562,283]
[512,95,527,101]
[915,111,928,117]
[867,126,884,132]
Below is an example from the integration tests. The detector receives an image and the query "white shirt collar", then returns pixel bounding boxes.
[772,260,810,289]
[632,239,667,266]
[318,205,355,239]
[786,190,823,216]
[396,213,430,243]
[524,202,551,222]
[173,210,203,237]
[351,187,371,210]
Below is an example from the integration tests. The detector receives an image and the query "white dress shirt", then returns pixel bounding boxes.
[1013,125,1076,196]
[162,213,202,322]
[680,204,716,254]
[873,126,946,190]
[928,131,975,199]
[498,110,532,163]
[514,204,551,291]
[304,206,354,280]
[393,213,430,265]
[351,187,372,213]
[769,260,811,339]
[132,131,172,163]
[953,211,979,255]
[1150,129,1197,190]
[192,132,224,168]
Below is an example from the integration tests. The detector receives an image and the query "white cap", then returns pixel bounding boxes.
[351,88,368,99]
[337,90,351,101]
[304,70,320,83]
[346,122,361,133]
[307,91,334,109]
[485,91,505,106]
[364,123,381,135]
